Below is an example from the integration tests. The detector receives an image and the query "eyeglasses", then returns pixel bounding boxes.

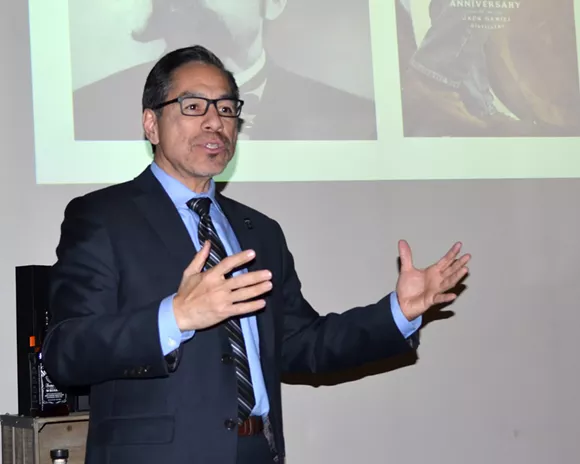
[153,95,244,118]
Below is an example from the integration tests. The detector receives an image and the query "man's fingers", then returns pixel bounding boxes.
[442,253,471,277]
[213,249,257,277]
[437,242,462,269]
[398,240,414,272]
[433,293,457,305]
[230,281,273,303]
[229,299,267,316]
[225,270,272,291]
[184,241,211,276]
[442,266,469,290]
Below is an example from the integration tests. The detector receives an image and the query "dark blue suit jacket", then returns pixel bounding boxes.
[43,168,416,463]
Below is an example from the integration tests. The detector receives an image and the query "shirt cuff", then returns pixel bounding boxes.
[390,292,422,339]
[158,294,195,356]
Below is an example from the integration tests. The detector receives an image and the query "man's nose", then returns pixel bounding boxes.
[202,102,224,131]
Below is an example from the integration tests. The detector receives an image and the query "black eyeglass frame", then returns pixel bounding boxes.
[152,95,245,118]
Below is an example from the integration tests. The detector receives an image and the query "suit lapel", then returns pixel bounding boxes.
[132,168,197,271]
[130,170,275,362]
[216,192,276,362]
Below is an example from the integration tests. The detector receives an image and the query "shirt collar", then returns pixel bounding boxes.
[149,162,221,212]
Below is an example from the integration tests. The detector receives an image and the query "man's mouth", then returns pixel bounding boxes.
[199,140,229,155]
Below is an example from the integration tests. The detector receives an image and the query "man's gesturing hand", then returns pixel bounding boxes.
[173,241,273,332]
[396,240,471,321]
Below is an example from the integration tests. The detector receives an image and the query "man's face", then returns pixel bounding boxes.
[144,62,239,186]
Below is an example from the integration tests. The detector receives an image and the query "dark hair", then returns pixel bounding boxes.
[142,45,239,116]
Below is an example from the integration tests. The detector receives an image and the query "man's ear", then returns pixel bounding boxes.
[264,0,287,21]
[143,109,160,145]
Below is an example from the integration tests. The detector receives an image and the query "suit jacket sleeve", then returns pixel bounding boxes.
[276,222,417,374]
[42,196,170,387]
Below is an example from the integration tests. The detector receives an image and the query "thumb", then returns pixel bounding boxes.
[184,241,211,276]
[398,239,414,272]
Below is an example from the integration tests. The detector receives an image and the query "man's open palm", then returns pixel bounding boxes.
[396,240,471,321]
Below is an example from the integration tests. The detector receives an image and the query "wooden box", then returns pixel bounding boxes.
[1,414,89,464]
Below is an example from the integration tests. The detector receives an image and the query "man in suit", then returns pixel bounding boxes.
[44,45,471,463]
[72,0,377,141]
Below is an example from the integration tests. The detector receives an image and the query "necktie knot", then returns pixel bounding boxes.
[187,197,211,218]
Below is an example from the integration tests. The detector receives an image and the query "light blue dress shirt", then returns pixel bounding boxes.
[151,162,422,417]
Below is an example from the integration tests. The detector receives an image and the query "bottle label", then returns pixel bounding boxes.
[39,362,67,406]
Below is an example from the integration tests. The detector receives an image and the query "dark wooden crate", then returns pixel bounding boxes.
[1,414,89,464]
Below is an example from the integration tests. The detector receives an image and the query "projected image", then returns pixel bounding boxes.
[69,0,378,142]
[395,0,580,137]
[29,0,580,184]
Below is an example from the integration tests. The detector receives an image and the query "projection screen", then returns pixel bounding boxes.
[28,0,580,184]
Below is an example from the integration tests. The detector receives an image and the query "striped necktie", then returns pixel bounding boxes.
[187,197,256,422]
